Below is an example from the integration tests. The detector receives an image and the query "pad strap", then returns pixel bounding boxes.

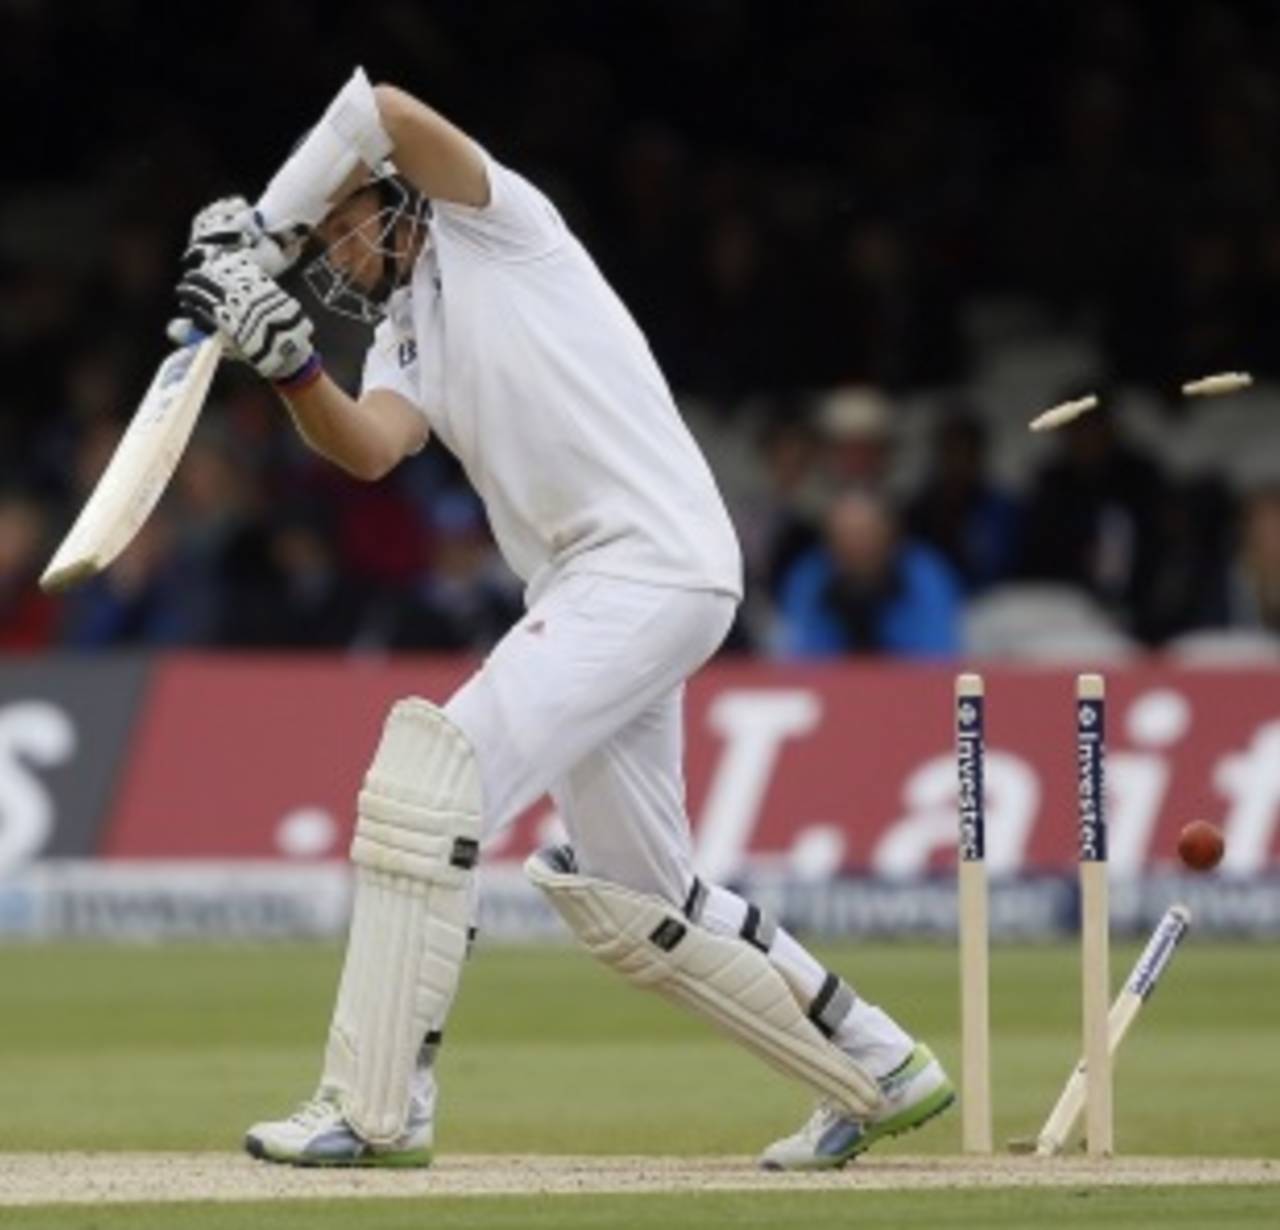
[809,971,856,1039]
[683,876,709,923]
[740,902,778,954]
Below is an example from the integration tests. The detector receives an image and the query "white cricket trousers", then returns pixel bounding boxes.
[443,570,912,1076]
[445,572,735,903]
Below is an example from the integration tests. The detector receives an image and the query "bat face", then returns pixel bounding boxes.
[39,334,225,593]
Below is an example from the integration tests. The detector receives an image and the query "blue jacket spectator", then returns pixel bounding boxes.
[779,488,962,657]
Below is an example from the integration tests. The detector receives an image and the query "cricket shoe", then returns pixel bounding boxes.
[244,1088,433,1168]
[759,1042,954,1170]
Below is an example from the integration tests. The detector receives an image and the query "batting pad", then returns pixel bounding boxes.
[526,848,882,1118]
[324,699,481,1143]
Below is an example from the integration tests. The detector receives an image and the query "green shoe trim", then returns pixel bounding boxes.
[857,1079,956,1154]
[882,1042,936,1089]
[249,1136,433,1169]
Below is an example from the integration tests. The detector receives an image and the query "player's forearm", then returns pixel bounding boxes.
[278,373,400,481]
[372,85,489,207]
[254,70,489,237]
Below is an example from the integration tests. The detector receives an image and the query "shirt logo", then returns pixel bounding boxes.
[398,338,417,368]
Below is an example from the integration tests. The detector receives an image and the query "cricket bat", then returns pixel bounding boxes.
[40,333,224,592]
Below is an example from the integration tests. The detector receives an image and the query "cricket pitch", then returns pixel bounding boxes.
[0,1152,1274,1206]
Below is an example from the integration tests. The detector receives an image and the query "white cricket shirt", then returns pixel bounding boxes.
[360,150,742,605]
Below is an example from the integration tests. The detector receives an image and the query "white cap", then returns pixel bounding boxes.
[817,386,892,439]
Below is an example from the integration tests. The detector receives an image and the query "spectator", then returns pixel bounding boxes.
[59,517,201,648]
[221,505,372,649]
[382,491,522,651]
[8,3,1280,653]
[169,431,267,641]
[1227,482,1280,633]
[1017,404,1168,638]
[0,491,58,649]
[724,407,825,653]
[907,408,1021,593]
[685,209,780,399]
[740,408,827,601]
[1139,473,1234,643]
[816,386,895,490]
[778,486,961,658]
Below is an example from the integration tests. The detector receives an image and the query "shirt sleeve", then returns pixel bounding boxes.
[360,318,422,406]
[431,146,566,260]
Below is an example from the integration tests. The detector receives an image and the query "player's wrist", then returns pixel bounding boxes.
[273,350,323,394]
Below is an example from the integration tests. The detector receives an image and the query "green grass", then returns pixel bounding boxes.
[0,940,1276,1227]
[6,1188,1280,1230]
[0,940,1275,1157]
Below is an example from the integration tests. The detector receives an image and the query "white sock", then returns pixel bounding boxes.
[834,1000,913,1078]
[699,882,913,1079]
[409,1060,438,1121]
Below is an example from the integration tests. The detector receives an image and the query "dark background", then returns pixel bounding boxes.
[3,1,1280,657]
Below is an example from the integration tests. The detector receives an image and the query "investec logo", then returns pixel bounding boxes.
[956,703,983,861]
[1129,928,1177,998]
[1077,701,1105,861]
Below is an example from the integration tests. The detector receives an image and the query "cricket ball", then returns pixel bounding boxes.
[1177,820,1224,872]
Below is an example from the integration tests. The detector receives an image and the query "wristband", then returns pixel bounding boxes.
[274,352,323,395]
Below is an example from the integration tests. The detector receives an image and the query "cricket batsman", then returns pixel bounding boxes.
[173,68,954,1170]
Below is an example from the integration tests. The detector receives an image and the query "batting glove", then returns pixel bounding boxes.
[176,251,317,383]
[184,196,305,277]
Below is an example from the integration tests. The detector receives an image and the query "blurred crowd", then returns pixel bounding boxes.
[3,0,1280,658]
[721,386,1280,657]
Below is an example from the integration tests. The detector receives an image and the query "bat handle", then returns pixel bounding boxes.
[167,319,210,348]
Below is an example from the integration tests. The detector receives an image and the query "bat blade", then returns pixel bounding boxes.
[40,334,224,592]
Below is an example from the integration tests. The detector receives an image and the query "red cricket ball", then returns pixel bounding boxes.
[1177,820,1225,872]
